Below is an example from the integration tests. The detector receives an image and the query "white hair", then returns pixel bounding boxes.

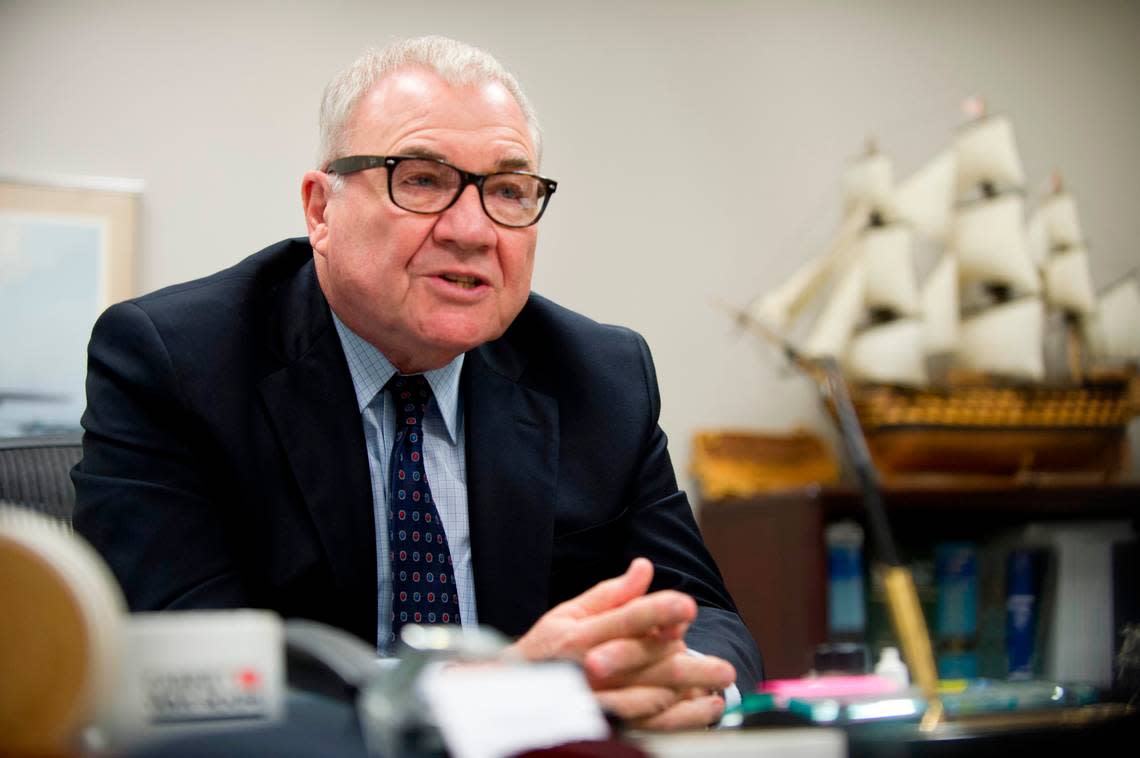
[317,36,542,172]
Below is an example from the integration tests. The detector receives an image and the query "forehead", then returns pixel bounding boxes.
[346,67,536,169]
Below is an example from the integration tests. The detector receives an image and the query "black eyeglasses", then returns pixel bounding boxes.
[326,155,558,228]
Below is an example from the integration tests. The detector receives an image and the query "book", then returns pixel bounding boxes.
[1022,520,1135,687]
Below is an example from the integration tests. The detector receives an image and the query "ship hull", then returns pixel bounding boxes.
[847,380,1135,477]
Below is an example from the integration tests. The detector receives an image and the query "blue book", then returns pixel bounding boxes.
[1005,547,1049,680]
[935,542,978,679]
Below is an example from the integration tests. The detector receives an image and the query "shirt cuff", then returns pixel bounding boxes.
[684,647,741,708]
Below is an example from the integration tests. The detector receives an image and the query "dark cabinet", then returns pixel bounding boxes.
[698,479,1140,680]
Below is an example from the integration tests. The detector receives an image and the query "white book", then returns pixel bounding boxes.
[1021,520,1135,687]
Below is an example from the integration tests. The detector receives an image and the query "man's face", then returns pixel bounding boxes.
[303,67,538,373]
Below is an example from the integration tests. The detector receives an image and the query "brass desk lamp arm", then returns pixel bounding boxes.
[814,357,943,729]
[720,299,947,730]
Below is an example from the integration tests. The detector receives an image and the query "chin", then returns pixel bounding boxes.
[425,312,511,352]
[438,330,499,355]
[419,326,498,361]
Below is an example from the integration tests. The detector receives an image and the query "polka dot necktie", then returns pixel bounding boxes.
[386,374,461,646]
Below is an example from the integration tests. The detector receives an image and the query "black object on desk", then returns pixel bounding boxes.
[844,703,1140,758]
[126,691,369,758]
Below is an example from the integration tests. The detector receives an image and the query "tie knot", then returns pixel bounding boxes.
[386,374,432,425]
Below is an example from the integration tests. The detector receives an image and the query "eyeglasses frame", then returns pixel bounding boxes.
[325,154,558,228]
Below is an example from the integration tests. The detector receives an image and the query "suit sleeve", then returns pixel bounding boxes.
[625,332,764,692]
[71,301,251,610]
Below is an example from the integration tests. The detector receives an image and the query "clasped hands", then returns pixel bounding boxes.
[506,558,735,731]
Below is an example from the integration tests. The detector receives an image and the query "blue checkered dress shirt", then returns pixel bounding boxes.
[332,314,478,651]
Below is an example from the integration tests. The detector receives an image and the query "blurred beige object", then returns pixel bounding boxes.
[0,506,125,756]
[691,430,838,501]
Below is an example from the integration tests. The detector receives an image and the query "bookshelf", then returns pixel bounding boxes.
[697,478,1140,681]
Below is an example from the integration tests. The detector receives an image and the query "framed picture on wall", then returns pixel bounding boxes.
[0,175,141,438]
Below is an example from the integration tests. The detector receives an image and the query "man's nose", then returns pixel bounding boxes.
[433,184,497,252]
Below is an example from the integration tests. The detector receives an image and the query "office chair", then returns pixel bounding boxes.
[0,433,83,525]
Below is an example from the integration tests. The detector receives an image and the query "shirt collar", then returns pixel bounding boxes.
[332,313,464,444]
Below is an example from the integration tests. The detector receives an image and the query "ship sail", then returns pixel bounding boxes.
[843,150,893,216]
[953,115,1025,196]
[752,252,835,330]
[920,253,959,354]
[1084,275,1140,363]
[751,208,868,330]
[742,103,1137,479]
[1033,187,1097,316]
[861,225,921,316]
[810,148,930,385]
[803,258,866,359]
[753,150,892,331]
[1043,246,1097,316]
[1026,211,1049,267]
[840,220,930,385]
[957,298,1046,381]
[890,149,957,240]
[1035,189,1083,248]
[846,318,928,386]
[755,103,1131,389]
[953,194,1040,295]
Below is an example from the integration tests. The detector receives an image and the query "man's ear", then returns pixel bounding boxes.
[302,170,332,256]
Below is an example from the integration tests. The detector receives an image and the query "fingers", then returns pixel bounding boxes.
[593,685,681,722]
[511,588,695,663]
[561,557,655,618]
[572,590,696,652]
[632,693,726,731]
[587,645,735,693]
[594,685,727,731]
[510,558,699,665]
[651,620,688,642]
[584,636,686,684]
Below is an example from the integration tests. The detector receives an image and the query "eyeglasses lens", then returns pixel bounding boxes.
[390,159,545,227]
[483,174,546,227]
[390,160,460,212]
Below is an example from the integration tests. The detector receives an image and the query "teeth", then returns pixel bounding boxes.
[443,274,479,289]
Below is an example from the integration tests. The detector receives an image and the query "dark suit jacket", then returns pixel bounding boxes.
[72,238,762,691]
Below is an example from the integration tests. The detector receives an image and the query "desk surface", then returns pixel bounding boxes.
[637,727,844,757]
[122,692,1139,758]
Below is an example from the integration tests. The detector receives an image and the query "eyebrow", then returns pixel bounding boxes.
[395,146,534,173]
[495,156,534,172]
[398,146,448,162]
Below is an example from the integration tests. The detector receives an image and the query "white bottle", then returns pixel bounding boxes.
[874,646,910,689]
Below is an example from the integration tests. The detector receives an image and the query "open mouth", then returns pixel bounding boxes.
[440,274,484,290]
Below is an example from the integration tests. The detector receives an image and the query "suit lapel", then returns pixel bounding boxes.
[258,259,377,644]
[464,337,559,637]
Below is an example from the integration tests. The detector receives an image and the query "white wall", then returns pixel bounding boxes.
[3,0,1138,499]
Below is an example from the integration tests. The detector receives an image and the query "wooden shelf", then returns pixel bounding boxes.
[698,479,1140,680]
[819,478,1140,520]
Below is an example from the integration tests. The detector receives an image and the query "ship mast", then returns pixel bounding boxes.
[1033,169,1099,383]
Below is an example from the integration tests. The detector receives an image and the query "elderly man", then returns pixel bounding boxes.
[73,36,762,730]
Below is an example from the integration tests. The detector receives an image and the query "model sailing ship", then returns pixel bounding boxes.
[747,101,1140,477]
